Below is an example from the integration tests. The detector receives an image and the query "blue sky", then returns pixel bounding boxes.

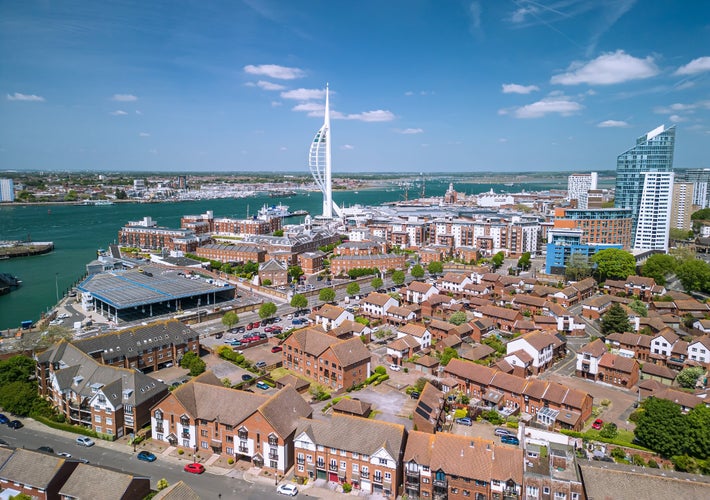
[1,0,709,173]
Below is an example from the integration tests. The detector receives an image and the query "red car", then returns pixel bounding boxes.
[592,419,603,430]
[271,326,283,333]
[271,346,283,353]
[246,323,253,331]
[264,326,274,333]
[253,321,261,328]
[184,463,205,474]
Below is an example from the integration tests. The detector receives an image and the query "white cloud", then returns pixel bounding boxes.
[341,144,354,150]
[669,114,686,122]
[510,6,537,23]
[551,50,659,85]
[404,91,414,96]
[256,80,286,91]
[675,56,710,76]
[502,83,539,94]
[139,132,150,137]
[281,88,325,101]
[336,110,395,122]
[292,102,324,113]
[396,128,424,134]
[468,1,482,35]
[112,94,137,102]
[244,64,305,80]
[597,120,629,128]
[504,94,583,118]
[110,110,128,116]
[7,92,45,102]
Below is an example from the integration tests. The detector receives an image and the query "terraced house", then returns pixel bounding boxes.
[150,372,312,474]
[281,328,372,392]
[293,414,406,497]
[35,341,168,438]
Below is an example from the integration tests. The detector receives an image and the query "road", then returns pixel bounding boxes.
[0,422,320,499]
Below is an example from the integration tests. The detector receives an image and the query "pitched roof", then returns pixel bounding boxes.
[477,305,521,321]
[445,358,496,385]
[258,385,313,437]
[579,338,607,357]
[275,374,310,391]
[428,319,458,332]
[329,337,372,366]
[59,463,149,500]
[363,291,397,307]
[317,304,349,320]
[0,449,70,489]
[153,480,201,500]
[640,362,676,379]
[332,397,372,416]
[442,272,470,284]
[599,352,638,374]
[407,281,436,293]
[388,334,421,351]
[398,323,430,338]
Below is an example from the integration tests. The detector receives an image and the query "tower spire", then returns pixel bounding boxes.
[308,83,340,218]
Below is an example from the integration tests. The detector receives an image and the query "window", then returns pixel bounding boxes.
[554,493,567,500]
[95,426,102,433]
[201,429,208,437]
[201,441,208,449]
[353,464,359,473]
[105,417,113,425]
[307,455,313,463]
[379,458,388,465]
[270,460,278,469]
[423,478,430,484]
[452,488,459,494]
[572,494,580,500]
[385,472,391,480]
[352,452,359,459]
[94,415,102,423]
[543,487,550,494]
[341,461,346,470]
[226,447,233,455]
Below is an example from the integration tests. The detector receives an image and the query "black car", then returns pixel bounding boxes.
[242,374,254,381]
[37,446,55,454]
[236,326,246,333]
[7,420,23,429]
[410,391,420,399]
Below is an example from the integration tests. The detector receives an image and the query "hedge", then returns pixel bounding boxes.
[32,414,104,439]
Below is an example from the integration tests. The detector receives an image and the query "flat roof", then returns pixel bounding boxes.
[78,266,234,310]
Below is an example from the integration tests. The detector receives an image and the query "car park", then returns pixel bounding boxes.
[389,364,401,371]
[271,346,283,353]
[7,420,23,429]
[455,417,472,426]
[276,483,299,496]
[494,428,512,437]
[184,463,205,474]
[264,326,274,333]
[236,326,246,333]
[137,451,157,462]
[592,418,603,430]
[76,436,95,447]
[500,435,519,445]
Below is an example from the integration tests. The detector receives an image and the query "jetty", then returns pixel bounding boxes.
[0,240,54,259]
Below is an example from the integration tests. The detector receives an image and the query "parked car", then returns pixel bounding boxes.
[258,333,267,339]
[256,381,270,390]
[236,326,246,333]
[246,323,254,330]
[389,364,401,371]
[500,435,520,446]
[271,326,283,333]
[57,452,72,458]
[253,321,261,328]
[184,463,205,474]
[76,436,95,447]
[37,446,55,454]
[276,483,299,496]
[264,326,274,333]
[137,451,157,462]
[271,346,283,353]
[241,374,254,381]
[455,417,473,426]
[255,361,267,369]
[592,418,603,430]
[494,428,512,437]
[409,391,420,399]
[7,420,23,430]
[0,414,9,425]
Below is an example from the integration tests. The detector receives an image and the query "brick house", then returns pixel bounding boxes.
[505,331,564,375]
[314,304,354,332]
[329,254,407,276]
[297,251,326,274]
[386,335,422,365]
[427,319,458,342]
[35,341,168,439]
[405,281,440,305]
[605,332,652,361]
[396,323,432,350]
[386,305,418,325]
[0,448,79,500]
[58,463,152,500]
[293,415,406,497]
[281,329,372,392]
[598,352,640,388]
[150,372,312,474]
[69,319,200,373]
[438,272,473,297]
[412,382,446,434]
[403,431,523,500]
[195,243,266,264]
[474,305,522,331]
[361,292,399,319]
[258,259,288,286]
[576,338,607,380]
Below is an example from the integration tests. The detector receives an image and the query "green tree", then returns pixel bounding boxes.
[115,188,127,199]
[628,299,648,317]
[676,366,705,389]
[392,270,405,286]
[262,278,272,286]
[273,229,284,236]
[517,252,531,270]
[9,493,33,500]
[600,303,631,335]
[346,282,361,297]
[64,190,78,201]
[691,207,710,220]
[669,228,692,241]
[641,253,677,286]
[565,253,593,282]
[599,422,618,439]
[288,265,303,281]
[449,311,467,326]
[290,293,308,310]
[635,397,689,458]
[440,347,459,366]
[0,355,36,385]
[258,302,277,320]
[591,248,636,282]
[156,478,169,491]
[0,381,42,416]
[221,311,239,330]
[686,405,710,460]
[319,288,336,303]
[427,261,443,275]
[410,264,425,279]
[491,252,505,270]
[179,351,207,377]
[676,259,710,293]
[371,276,384,291]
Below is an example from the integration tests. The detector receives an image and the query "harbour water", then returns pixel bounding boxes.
[0,180,558,329]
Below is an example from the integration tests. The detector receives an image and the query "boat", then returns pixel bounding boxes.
[258,203,292,218]
[292,210,309,216]
[82,200,115,206]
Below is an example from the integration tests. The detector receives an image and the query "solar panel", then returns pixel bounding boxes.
[419,402,433,413]
[415,407,430,419]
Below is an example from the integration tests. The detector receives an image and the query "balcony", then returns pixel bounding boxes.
[360,472,370,480]
[433,479,447,488]
[405,474,420,487]
[329,465,338,472]
[154,424,164,433]
[316,462,325,469]
[238,446,249,454]
[374,475,383,484]
[181,432,190,439]
[269,451,279,460]
[297,458,305,465]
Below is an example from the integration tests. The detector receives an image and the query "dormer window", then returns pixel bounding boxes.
[154,410,163,421]
[180,415,190,427]
[268,434,278,446]
[238,427,248,439]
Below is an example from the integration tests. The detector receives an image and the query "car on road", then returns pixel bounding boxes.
[57,452,72,458]
[184,463,205,474]
[500,435,520,446]
[592,418,603,430]
[137,451,157,462]
[271,346,283,353]
[7,420,23,429]
[37,446,55,454]
[276,483,299,496]
[455,417,472,426]
[76,436,95,447]
[389,364,401,371]
[494,428,512,437]
[0,414,9,425]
